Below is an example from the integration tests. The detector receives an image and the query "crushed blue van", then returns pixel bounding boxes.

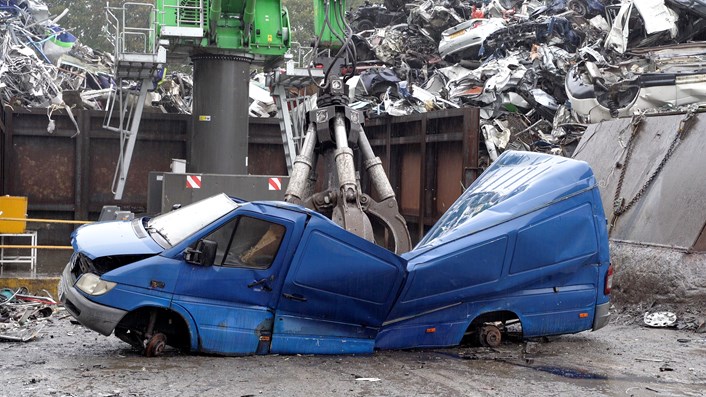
[59,151,612,356]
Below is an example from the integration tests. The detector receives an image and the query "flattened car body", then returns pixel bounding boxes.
[60,152,611,355]
[438,18,506,61]
[567,44,706,122]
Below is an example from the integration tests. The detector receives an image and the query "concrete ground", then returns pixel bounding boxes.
[0,310,704,397]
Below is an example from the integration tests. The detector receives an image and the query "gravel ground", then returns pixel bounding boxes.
[1,309,704,397]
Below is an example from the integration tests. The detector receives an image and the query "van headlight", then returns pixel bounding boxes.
[75,273,116,296]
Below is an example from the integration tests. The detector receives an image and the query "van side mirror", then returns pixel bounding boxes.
[184,239,217,266]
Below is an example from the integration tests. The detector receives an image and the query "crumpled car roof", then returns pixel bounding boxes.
[411,150,596,251]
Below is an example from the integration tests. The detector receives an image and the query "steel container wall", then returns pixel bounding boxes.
[364,108,480,242]
[1,106,480,272]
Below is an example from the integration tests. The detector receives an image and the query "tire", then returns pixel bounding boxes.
[353,19,375,32]
[567,0,588,17]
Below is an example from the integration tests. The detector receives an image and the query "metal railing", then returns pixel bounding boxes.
[160,0,205,30]
[103,2,166,200]
[105,2,160,58]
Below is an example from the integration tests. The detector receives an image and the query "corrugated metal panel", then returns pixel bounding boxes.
[573,112,706,249]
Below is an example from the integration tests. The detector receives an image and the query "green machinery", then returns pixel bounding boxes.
[155,0,347,59]
[152,0,348,176]
[144,0,411,251]
[154,0,289,58]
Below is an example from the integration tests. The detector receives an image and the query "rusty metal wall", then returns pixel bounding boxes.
[363,108,480,242]
[1,111,287,213]
[1,106,480,272]
[0,108,310,273]
[1,109,191,217]
[573,112,706,251]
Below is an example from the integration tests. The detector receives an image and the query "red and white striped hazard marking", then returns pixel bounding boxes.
[186,175,202,189]
[268,177,282,191]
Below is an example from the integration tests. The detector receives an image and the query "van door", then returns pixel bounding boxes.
[271,218,407,354]
[171,212,292,355]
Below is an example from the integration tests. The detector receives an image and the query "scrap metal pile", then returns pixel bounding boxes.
[343,0,706,162]
[0,0,192,116]
[5,0,706,163]
[0,287,58,342]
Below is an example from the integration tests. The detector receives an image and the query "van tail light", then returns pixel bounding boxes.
[604,264,614,295]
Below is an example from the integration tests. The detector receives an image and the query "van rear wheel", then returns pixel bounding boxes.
[144,333,167,357]
[479,324,502,347]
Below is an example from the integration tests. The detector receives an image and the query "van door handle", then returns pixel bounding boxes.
[282,293,307,302]
[248,278,273,292]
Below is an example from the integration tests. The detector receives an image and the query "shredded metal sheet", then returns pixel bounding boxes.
[338,0,706,163]
[0,287,58,343]
[0,0,191,123]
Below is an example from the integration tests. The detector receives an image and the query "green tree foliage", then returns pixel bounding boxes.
[47,0,116,52]
[46,1,373,54]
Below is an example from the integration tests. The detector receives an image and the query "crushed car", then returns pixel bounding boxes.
[439,18,507,62]
[59,151,612,356]
[566,43,706,121]
[348,1,406,32]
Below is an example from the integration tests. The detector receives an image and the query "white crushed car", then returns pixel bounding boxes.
[438,18,507,62]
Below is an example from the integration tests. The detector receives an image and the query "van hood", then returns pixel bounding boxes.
[72,219,163,260]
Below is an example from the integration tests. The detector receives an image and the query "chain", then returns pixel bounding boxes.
[610,108,696,231]
[611,112,644,219]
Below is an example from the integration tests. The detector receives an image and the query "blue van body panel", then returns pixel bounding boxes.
[379,152,605,347]
[72,219,162,259]
[100,256,182,293]
[60,152,611,355]
[270,214,406,354]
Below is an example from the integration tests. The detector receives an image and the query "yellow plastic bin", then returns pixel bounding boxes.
[0,196,28,233]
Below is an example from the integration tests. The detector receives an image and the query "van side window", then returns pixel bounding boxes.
[204,219,237,266]
[222,217,285,269]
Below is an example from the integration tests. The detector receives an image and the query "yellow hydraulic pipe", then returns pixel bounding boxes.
[0,217,92,225]
[0,245,73,250]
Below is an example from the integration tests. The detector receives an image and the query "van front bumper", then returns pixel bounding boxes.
[592,301,611,331]
[59,265,126,336]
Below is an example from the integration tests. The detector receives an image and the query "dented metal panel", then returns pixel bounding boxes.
[378,151,610,350]
[60,152,611,354]
[573,112,706,249]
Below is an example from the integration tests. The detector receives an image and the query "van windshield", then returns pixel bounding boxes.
[146,193,239,247]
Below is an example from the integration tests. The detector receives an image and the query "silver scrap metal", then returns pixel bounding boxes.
[0,287,58,342]
[644,311,678,328]
[6,0,706,165]
[0,0,193,125]
[326,0,706,164]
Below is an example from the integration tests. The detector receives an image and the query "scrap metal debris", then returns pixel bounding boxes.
[317,0,706,163]
[0,0,191,118]
[0,287,58,342]
[7,0,706,166]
